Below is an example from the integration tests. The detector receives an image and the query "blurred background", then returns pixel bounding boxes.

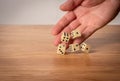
[0,0,120,25]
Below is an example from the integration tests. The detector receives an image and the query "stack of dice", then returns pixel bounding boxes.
[57,29,90,55]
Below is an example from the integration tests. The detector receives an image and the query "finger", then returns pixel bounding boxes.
[73,26,97,44]
[68,19,81,30]
[81,0,105,7]
[54,26,72,46]
[54,23,87,47]
[54,19,81,46]
[52,11,76,35]
[72,25,87,44]
[60,0,83,11]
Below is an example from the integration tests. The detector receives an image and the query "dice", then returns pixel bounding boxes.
[80,43,90,53]
[71,29,81,39]
[69,43,80,52]
[61,32,70,43]
[57,44,66,54]
[56,31,90,55]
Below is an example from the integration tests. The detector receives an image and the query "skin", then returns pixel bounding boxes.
[52,0,120,46]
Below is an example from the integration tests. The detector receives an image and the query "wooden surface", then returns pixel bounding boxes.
[0,25,120,81]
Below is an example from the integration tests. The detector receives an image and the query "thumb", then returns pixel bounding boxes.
[60,0,84,11]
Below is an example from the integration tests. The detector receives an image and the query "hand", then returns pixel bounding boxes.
[52,0,120,46]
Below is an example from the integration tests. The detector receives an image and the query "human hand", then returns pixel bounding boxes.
[52,0,120,46]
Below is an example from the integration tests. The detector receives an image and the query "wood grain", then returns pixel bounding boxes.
[0,25,120,81]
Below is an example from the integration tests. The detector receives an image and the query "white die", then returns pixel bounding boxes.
[71,29,81,39]
[80,43,90,53]
[69,43,80,52]
[57,44,66,54]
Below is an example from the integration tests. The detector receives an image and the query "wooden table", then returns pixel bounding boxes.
[0,25,120,81]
